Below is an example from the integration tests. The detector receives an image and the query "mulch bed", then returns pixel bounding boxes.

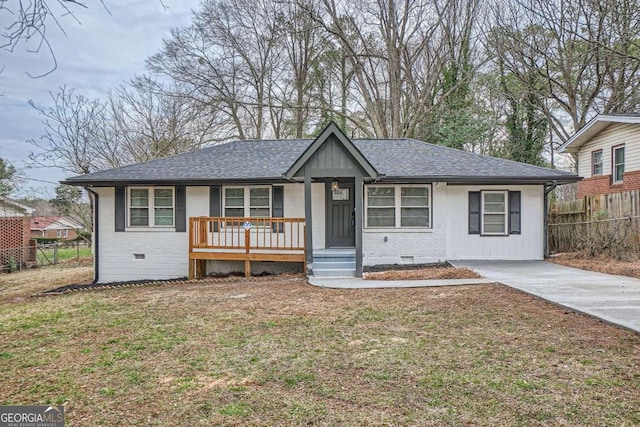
[34,273,305,296]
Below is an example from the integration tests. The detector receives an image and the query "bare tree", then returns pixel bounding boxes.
[0,0,96,77]
[149,0,286,140]
[29,80,217,175]
[28,86,111,174]
[488,0,640,143]
[107,75,218,163]
[303,0,480,138]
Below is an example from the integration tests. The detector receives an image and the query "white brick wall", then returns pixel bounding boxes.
[95,181,546,281]
[445,185,544,260]
[362,182,447,266]
[95,186,209,283]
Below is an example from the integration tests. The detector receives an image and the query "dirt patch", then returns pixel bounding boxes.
[548,252,640,278]
[364,266,481,280]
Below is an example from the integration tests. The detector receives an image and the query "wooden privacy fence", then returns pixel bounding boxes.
[551,190,640,222]
[549,190,640,258]
[189,217,306,278]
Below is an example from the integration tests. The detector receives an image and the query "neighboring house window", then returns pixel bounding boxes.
[612,145,625,183]
[592,150,603,176]
[469,191,521,236]
[481,191,508,235]
[223,187,271,218]
[128,187,175,227]
[366,185,431,228]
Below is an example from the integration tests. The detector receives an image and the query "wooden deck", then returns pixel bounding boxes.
[189,217,306,278]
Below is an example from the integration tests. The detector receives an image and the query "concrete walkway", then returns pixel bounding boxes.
[308,277,494,289]
[451,260,640,334]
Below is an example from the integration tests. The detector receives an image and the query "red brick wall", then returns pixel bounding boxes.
[577,175,612,198]
[0,217,35,266]
[578,171,640,197]
[623,170,640,192]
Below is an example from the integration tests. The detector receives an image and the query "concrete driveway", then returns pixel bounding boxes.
[451,260,640,334]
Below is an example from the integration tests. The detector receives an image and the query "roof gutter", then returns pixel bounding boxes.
[543,181,558,258]
[376,175,580,185]
[84,186,99,284]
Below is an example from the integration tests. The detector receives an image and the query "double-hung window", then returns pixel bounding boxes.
[128,187,175,227]
[592,150,603,176]
[613,145,625,183]
[469,190,520,236]
[366,185,431,228]
[224,187,271,218]
[481,191,508,235]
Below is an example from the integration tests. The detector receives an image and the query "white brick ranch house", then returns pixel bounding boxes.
[63,123,578,283]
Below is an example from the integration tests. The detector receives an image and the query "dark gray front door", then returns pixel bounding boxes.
[326,182,355,247]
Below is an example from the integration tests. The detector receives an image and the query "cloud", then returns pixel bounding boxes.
[0,0,193,197]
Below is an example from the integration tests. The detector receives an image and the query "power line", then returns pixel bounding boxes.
[15,175,60,185]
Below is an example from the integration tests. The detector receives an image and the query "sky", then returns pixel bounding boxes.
[0,0,195,198]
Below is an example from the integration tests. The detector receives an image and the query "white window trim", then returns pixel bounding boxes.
[127,186,175,228]
[592,149,603,176]
[223,186,272,218]
[481,190,508,236]
[612,145,625,184]
[365,184,431,229]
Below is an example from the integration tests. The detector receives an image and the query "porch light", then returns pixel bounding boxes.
[332,180,340,191]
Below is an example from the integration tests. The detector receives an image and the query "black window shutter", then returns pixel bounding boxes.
[272,186,284,232]
[509,191,521,235]
[468,191,481,234]
[209,185,221,232]
[115,186,126,232]
[175,186,186,232]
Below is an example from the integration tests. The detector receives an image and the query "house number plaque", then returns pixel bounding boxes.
[332,189,349,200]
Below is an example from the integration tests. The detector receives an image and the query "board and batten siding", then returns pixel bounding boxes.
[283,182,325,249]
[95,186,209,283]
[577,123,640,178]
[445,185,544,260]
[362,182,447,266]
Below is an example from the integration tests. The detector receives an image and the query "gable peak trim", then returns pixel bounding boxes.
[284,121,380,180]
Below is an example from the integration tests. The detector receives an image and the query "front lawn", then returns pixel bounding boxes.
[0,269,638,425]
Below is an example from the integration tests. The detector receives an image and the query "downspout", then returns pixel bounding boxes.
[84,186,99,284]
[543,181,558,258]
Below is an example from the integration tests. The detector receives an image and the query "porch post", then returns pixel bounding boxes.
[304,174,314,273]
[354,174,363,276]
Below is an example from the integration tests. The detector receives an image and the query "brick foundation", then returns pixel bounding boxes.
[578,171,640,197]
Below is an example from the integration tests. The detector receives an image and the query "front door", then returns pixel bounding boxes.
[326,181,355,247]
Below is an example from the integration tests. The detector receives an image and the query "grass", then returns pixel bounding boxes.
[0,267,639,425]
[36,245,92,264]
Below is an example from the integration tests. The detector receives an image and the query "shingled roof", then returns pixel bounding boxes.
[62,138,578,186]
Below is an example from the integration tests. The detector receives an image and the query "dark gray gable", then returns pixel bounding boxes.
[284,122,379,179]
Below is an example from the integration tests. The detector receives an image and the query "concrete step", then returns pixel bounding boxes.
[312,268,357,277]
[313,261,356,270]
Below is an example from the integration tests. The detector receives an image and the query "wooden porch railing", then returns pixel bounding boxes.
[188,217,306,278]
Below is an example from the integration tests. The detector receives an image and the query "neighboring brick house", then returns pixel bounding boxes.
[30,216,84,240]
[559,114,640,198]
